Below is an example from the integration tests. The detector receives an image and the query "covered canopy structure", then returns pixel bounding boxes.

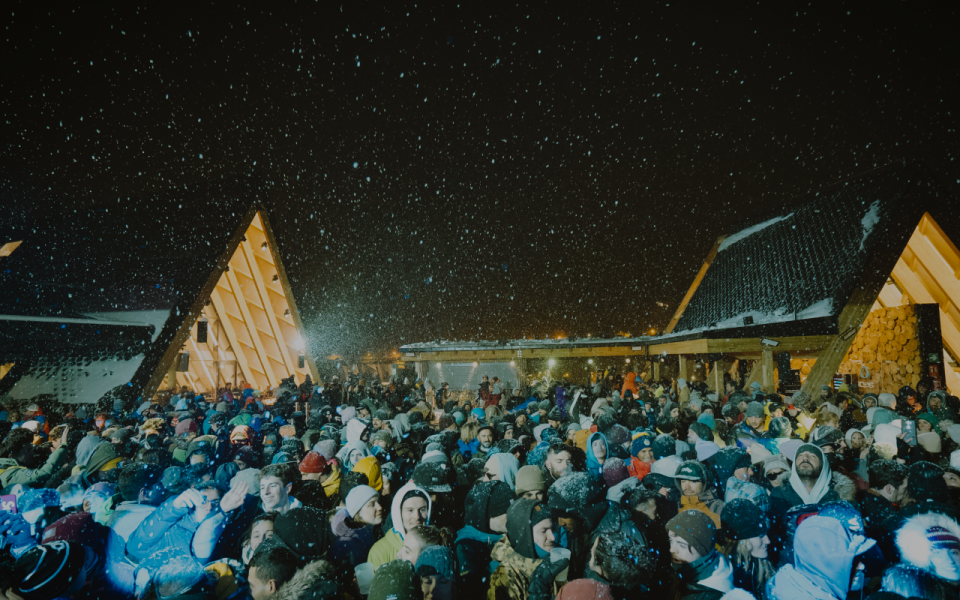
[0,186,318,406]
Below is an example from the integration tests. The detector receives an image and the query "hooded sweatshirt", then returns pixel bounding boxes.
[585,431,610,477]
[784,444,833,505]
[485,452,520,491]
[346,418,369,444]
[367,481,432,569]
[336,440,371,467]
[767,516,862,600]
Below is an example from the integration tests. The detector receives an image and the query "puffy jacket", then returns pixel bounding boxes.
[679,488,725,528]
[97,498,158,597]
[766,516,862,600]
[0,446,68,493]
[127,495,227,563]
[328,509,375,568]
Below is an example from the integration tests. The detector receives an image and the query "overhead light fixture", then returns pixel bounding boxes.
[472,362,478,367]
[510,360,516,366]
[588,359,593,364]
[761,338,780,347]
[548,359,556,367]
[625,358,631,363]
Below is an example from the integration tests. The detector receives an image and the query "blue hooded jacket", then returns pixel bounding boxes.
[585,431,609,477]
[766,516,867,600]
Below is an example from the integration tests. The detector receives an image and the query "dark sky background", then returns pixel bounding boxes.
[3,1,959,359]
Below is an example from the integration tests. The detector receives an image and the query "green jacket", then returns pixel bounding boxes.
[487,536,556,600]
[367,529,403,571]
[0,446,68,493]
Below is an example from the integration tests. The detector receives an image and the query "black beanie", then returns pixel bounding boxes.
[653,434,676,459]
[909,461,950,504]
[14,541,86,600]
[689,422,712,442]
[487,481,517,521]
[721,499,768,540]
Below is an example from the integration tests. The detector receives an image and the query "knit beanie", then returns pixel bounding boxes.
[487,481,516,520]
[722,402,741,419]
[674,460,707,482]
[369,560,419,600]
[514,465,545,497]
[438,414,456,431]
[653,434,677,459]
[689,422,713,442]
[631,433,654,457]
[811,426,844,447]
[762,455,790,476]
[602,458,629,488]
[374,409,389,422]
[345,485,379,518]
[313,439,338,461]
[745,402,765,419]
[596,412,616,434]
[768,417,792,438]
[697,413,717,432]
[14,541,86,600]
[537,400,552,412]
[606,424,631,447]
[175,418,198,436]
[415,546,455,580]
[299,451,327,474]
[666,510,717,557]
[721,499,768,540]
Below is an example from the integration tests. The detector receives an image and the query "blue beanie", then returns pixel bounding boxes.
[697,413,717,432]
[471,408,485,422]
[631,434,654,457]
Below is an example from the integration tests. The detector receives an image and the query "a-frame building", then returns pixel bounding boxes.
[652,162,959,397]
[0,191,318,407]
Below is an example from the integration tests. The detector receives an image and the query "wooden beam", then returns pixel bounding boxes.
[647,339,710,355]
[240,239,297,378]
[761,348,775,393]
[0,241,22,258]
[665,236,726,334]
[704,335,834,355]
[210,288,257,386]
[742,360,762,392]
[226,269,278,386]
[907,229,960,317]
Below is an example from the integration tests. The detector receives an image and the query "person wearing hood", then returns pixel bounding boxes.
[345,417,371,446]
[367,481,432,570]
[667,509,734,600]
[927,390,957,423]
[547,472,609,581]
[329,484,383,573]
[674,461,725,528]
[770,443,837,511]
[585,431,610,477]
[895,511,960,593]
[483,452,520,491]
[719,499,774,599]
[766,515,874,600]
[736,402,767,441]
[455,481,516,600]
[336,440,372,468]
[488,499,561,600]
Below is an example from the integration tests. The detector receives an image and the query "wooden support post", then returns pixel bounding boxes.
[742,360,762,393]
[761,348,775,393]
[711,360,730,394]
[679,355,688,383]
[653,361,661,383]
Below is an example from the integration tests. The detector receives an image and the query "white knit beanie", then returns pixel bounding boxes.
[345,485,379,518]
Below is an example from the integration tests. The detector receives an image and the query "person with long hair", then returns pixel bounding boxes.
[719,499,775,599]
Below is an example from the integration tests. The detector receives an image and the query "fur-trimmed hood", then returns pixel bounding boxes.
[896,511,960,581]
[274,558,339,600]
[831,472,856,502]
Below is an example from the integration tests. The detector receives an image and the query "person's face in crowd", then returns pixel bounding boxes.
[893,477,910,503]
[488,512,508,533]
[945,472,960,489]
[484,460,501,482]
[680,479,703,497]
[633,498,657,522]
[532,519,556,551]
[374,439,389,452]
[503,428,515,440]
[766,469,787,487]
[401,497,429,532]
[520,490,543,502]
[356,494,383,525]
[738,400,748,413]
[421,574,453,600]
[669,531,700,564]
[250,520,274,553]
[746,416,764,429]
[539,409,548,420]
[360,429,371,443]
[248,566,279,600]
[659,397,668,407]
[670,407,680,418]
[918,383,930,397]
[734,465,754,482]
[381,477,392,497]
[397,536,425,564]
[748,534,771,559]
[548,419,561,430]
[516,414,527,427]
[302,470,321,481]
[371,417,382,430]
[260,476,292,513]
[686,429,700,444]
[358,408,370,419]
[918,419,933,433]
[864,396,877,409]
[349,449,365,466]
[477,429,493,448]
[850,432,866,450]
[235,459,248,471]
[702,407,714,416]
[566,428,577,442]
[820,389,830,399]
[795,451,822,480]
[929,396,942,411]
[591,439,607,461]
[545,449,573,479]
[930,548,960,582]
[194,488,220,521]
[637,448,655,464]
[725,382,736,395]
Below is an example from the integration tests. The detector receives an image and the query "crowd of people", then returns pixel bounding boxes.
[0,370,958,600]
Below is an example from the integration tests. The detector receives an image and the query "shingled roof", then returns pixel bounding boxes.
[668,163,958,339]
[0,180,263,404]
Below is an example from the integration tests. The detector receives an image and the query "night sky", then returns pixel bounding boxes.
[3,2,959,360]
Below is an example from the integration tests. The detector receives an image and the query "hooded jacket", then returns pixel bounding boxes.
[336,440,371,467]
[767,516,864,600]
[773,444,833,508]
[896,511,960,582]
[346,418,369,444]
[621,373,640,398]
[367,481,432,569]
[0,446,68,493]
[321,463,341,498]
[676,552,734,600]
[486,452,520,491]
[127,495,224,563]
[487,499,556,600]
[329,508,376,569]
[585,431,610,477]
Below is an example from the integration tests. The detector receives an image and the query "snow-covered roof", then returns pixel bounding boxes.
[670,163,940,337]
[401,336,654,353]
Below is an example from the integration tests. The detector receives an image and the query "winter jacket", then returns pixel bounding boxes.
[127,496,226,563]
[676,552,734,600]
[585,432,609,477]
[273,556,339,600]
[328,508,376,568]
[368,480,432,570]
[766,516,864,600]
[860,490,898,541]
[97,498,159,597]
[679,488,725,528]
[627,456,651,481]
[487,536,554,600]
[0,446,68,493]
[456,525,503,599]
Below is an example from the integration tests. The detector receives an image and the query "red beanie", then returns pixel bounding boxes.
[299,451,328,474]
